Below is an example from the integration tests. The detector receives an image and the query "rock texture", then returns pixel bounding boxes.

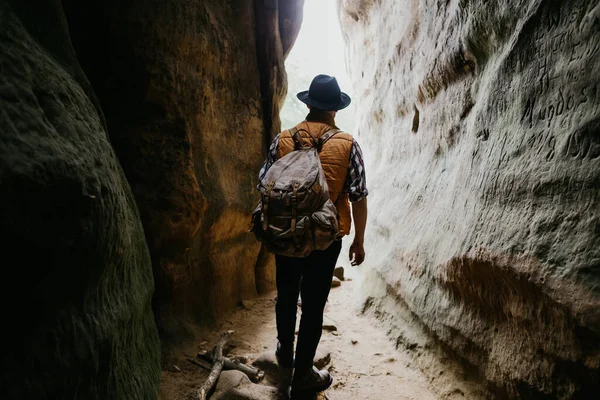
[213,371,279,400]
[0,1,160,398]
[62,0,304,340]
[339,0,600,397]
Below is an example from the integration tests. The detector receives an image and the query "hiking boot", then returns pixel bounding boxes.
[291,366,333,394]
[276,342,294,395]
[278,367,293,397]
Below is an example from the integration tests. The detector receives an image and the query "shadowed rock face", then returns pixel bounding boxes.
[1,0,304,396]
[61,0,304,342]
[339,0,599,397]
[0,1,160,398]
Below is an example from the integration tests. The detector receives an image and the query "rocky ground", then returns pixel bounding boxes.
[159,267,485,399]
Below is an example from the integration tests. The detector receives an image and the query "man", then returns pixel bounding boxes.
[258,74,368,395]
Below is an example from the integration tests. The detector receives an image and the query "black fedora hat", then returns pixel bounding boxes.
[296,74,351,111]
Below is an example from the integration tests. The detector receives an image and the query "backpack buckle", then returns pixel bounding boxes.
[290,182,300,233]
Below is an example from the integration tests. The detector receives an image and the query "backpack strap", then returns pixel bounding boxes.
[262,181,275,231]
[290,127,303,150]
[290,182,299,234]
[291,127,340,151]
[316,128,342,152]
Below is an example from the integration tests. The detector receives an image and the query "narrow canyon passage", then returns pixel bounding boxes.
[1,0,598,399]
[160,272,482,400]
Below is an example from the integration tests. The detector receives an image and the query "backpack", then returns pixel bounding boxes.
[251,127,340,257]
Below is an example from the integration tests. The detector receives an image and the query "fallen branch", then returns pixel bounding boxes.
[198,352,264,382]
[197,331,233,400]
[187,357,213,371]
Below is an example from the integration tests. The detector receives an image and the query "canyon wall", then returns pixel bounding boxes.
[1,0,303,397]
[0,0,160,398]
[62,0,304,342]
[339,0,600,397]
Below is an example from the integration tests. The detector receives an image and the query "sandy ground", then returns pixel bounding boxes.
[158,267,458,400]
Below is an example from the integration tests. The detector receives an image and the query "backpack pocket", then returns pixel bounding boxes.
[311,199,339,250]
[266,215,312,258]
[250,200,265,241]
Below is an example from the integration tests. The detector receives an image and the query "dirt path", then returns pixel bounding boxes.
[160,272,475,399]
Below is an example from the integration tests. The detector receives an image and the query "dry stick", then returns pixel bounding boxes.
[197,331,233,400]
[198,352,265,382]
[187,357,213,371]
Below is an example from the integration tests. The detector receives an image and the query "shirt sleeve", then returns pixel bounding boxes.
[345,138,369,202]
[258,133,280,186]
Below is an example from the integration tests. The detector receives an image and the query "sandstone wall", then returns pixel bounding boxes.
[0,0,160,398]
[339,0,600,397]
[62,0,304,341]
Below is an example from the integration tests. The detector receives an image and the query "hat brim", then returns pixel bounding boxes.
[296,91,352,111]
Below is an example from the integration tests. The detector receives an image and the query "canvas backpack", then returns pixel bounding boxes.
[251,127,340,257]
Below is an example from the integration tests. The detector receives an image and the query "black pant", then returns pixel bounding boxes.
[275,240,342,370]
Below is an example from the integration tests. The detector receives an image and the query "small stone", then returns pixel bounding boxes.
[213,370,279,400]
[346,278,353,282]
[331,277,341,287]
[322,324,337,332]
[215,370,249,392]
[351,340,358,345]
[333,266,345,281]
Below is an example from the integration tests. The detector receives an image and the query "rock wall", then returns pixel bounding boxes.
[1,0,304,396]
[0,0,160,398]
[62,0,304,342]
[339,0,600,397]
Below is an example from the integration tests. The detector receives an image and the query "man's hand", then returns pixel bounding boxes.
[349,239,365,266]
[350,197,367,266]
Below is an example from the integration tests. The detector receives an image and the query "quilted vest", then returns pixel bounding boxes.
[277,120,353,236]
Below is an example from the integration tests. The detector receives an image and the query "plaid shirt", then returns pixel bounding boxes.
[258,133,369,202]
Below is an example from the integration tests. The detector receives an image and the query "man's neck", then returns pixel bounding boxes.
[305,110,337,128]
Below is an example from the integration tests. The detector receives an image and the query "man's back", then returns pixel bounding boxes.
[255,74,368,397]
[278,114,354,235]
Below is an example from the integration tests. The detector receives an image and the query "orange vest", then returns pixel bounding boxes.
[277,120,353,236]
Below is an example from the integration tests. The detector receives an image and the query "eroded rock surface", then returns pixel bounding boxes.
[0,1,160,398]
[62,0,304,339]
[339,0,600,397]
